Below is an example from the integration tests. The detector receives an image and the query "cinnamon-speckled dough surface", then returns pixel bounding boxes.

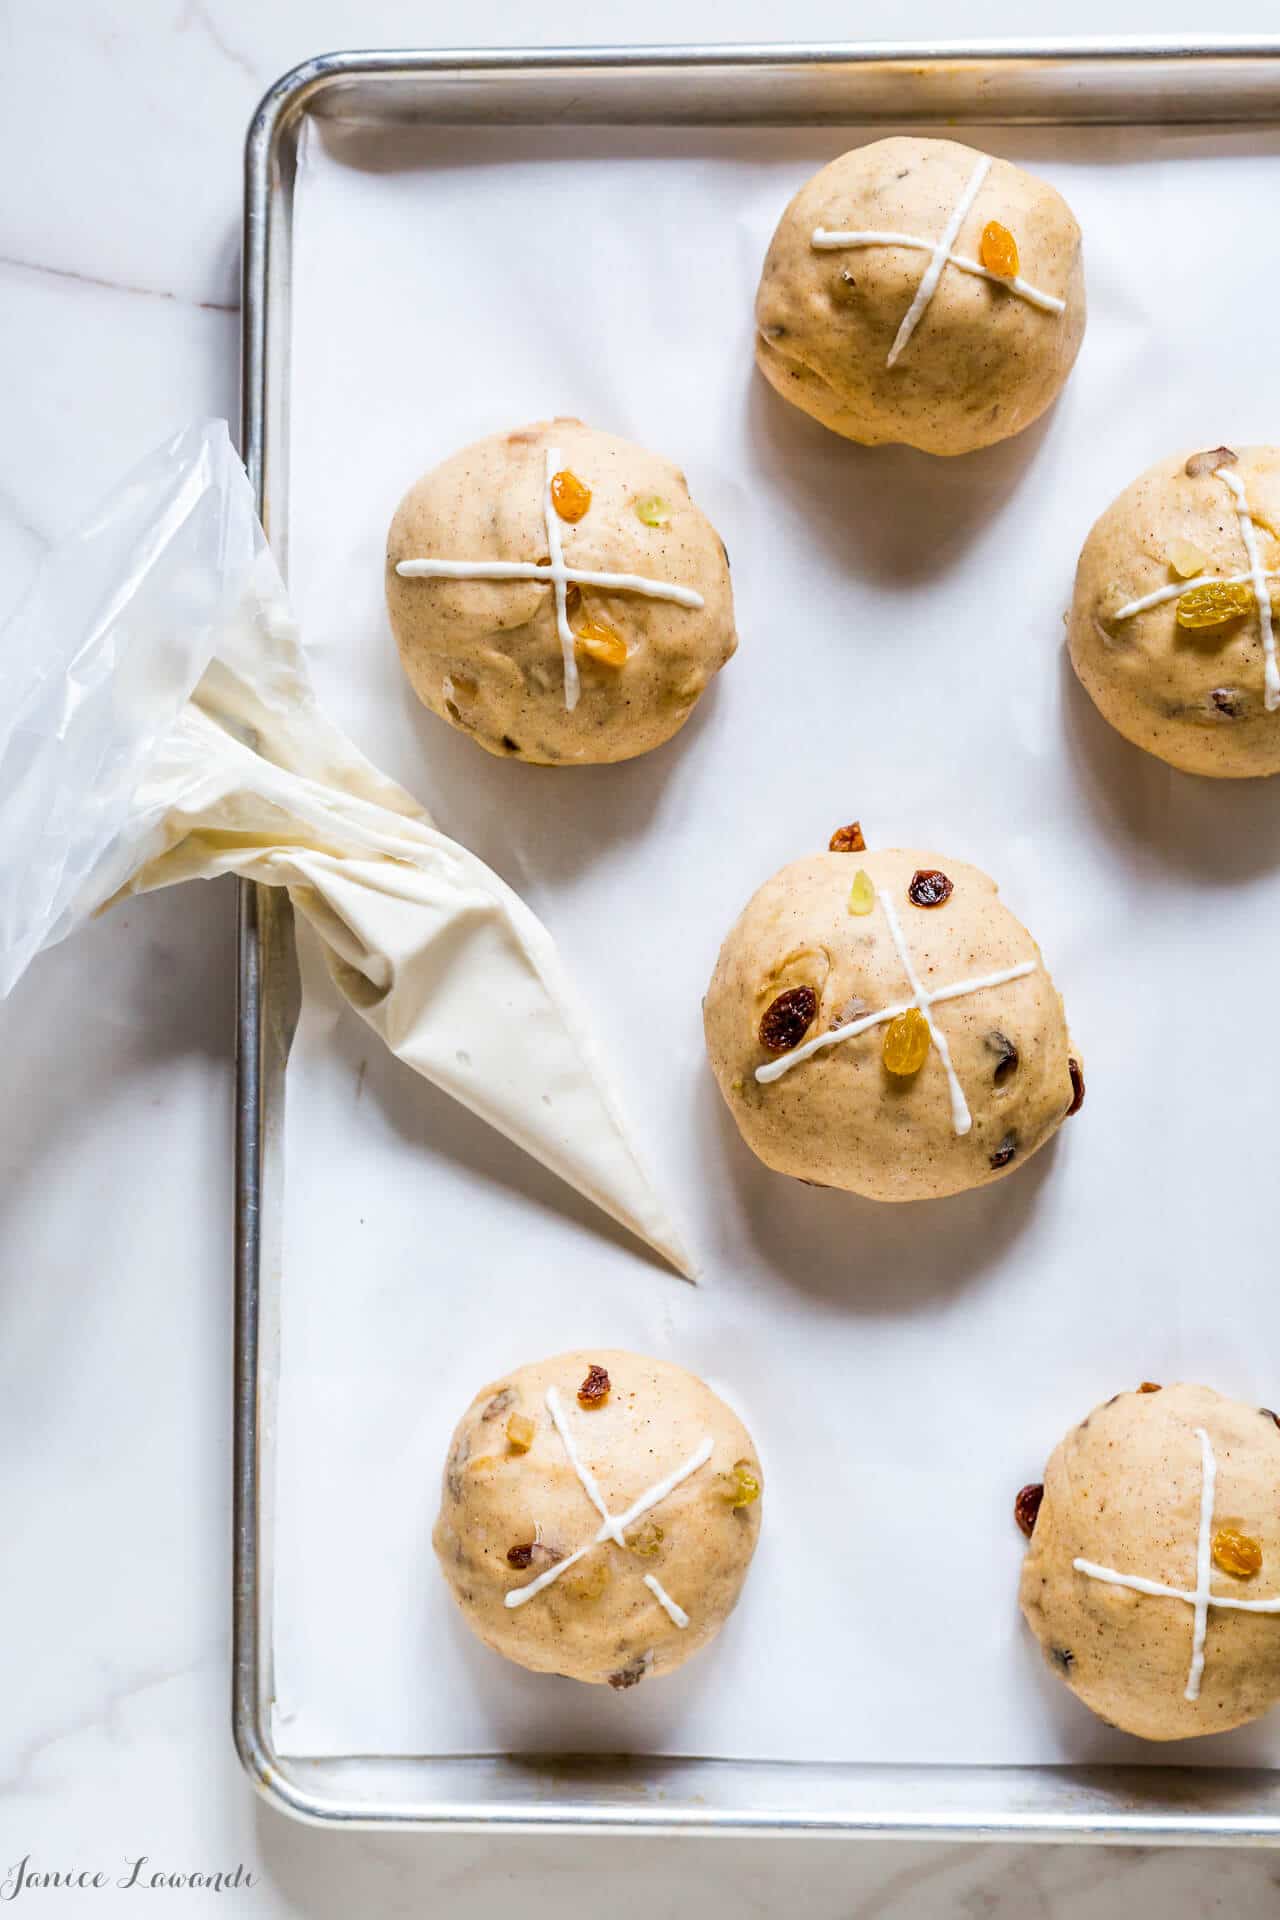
[703,847,1079,1202]
[433,1350,762,1687]
[755,137,1085,455]
[1020,1383,1280,1741]
[1069,445,1280,777]
[385,419,736,766]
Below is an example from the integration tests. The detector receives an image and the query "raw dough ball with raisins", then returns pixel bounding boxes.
[1020,1383,1280,1741]
[755,137,1085,455]
[1069,445,1280,777]
[703,846,1080,1202]
[433,1350,762,1687]
[385,419,736,765]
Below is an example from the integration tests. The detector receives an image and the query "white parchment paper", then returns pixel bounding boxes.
[272,116,1280,1767]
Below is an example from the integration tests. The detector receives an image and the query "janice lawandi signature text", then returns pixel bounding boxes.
[2,1857,257,1900]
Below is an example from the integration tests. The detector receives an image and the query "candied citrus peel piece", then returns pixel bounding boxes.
[634,493,671,527]
[550,468,592,522]
[1176,580,1254,629]
[574,618,627,667]
[1167,539,1209,580]
[980,219,1020,280]
[505,1412,535,1453]
[718,1460,761,1508]
[565,1558,611,1601]
[883,1007,930,1077]
[627,1518,665,1558]
[848,869,875,916]
[1213,1526,1263,1579]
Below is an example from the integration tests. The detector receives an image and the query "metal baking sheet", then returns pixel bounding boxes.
[237,38,1280,1838]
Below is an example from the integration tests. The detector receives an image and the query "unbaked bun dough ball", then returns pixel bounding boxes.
[433,1350,762,1687]
[386,419,736,765]
[703,836,1081,1202]
[1069,444,1280,777]
[1019,1383,1280,1741]
[755,137,1085,455]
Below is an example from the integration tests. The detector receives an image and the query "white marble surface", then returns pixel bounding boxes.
[5,1,1280,1912]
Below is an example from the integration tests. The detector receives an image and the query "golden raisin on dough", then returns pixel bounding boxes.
[577,1364,611,1408]
[829,820,866,853]
[908,869,953,908]
[1176,580,1254,629]
[550,468,592,521]
[759,986,817,1054]
[1213,1527,1263,1579]
[1014,1483,1044,1537]
[633,493,670,527]
[883,1006,931,1077]
[980,219,1020,279]
[506,1413,536,1453]
[574,618,628,667]
[1138,1381,1162,1394]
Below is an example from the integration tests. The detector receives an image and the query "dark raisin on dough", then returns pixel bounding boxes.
[1263,1409,1280,1430]
[1185,445,1237,477]
[1015,1484,1044,1537]
[481,1387,516,1421]
[759,985,817,1054]
[1051,1646,1075,1674]
[986,1030,1019,1086]
[506,1543,534,1568]
[989,1131,1018,1170]
[828,820,866,853]
[577,1364,611,1408]
[1211,688,1242,716]
[907,869,953,908]
[500,735,521,753]
[608,1656,649,1691]
[1066,1057,1085,1116]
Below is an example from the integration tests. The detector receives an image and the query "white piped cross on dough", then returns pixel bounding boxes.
[1074,1426,1280,1702]
[811,155,1066,369]
[396,447,704,713]
[504,1384,711,1625]
[755,886,1037,1138]
[1111,462,1280,713]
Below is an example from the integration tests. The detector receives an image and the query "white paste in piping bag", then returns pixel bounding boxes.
[0,420,695,1280]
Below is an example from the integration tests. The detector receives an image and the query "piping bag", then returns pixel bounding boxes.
[0,420,695,1279]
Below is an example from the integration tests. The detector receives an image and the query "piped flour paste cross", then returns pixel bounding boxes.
[504,1384,712,1628]
[395,446,705,714]
[811,155,1066,369]
[1111,462,1280,712]
[755,886,1037,1138]
[1074,1426,1280,1702]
